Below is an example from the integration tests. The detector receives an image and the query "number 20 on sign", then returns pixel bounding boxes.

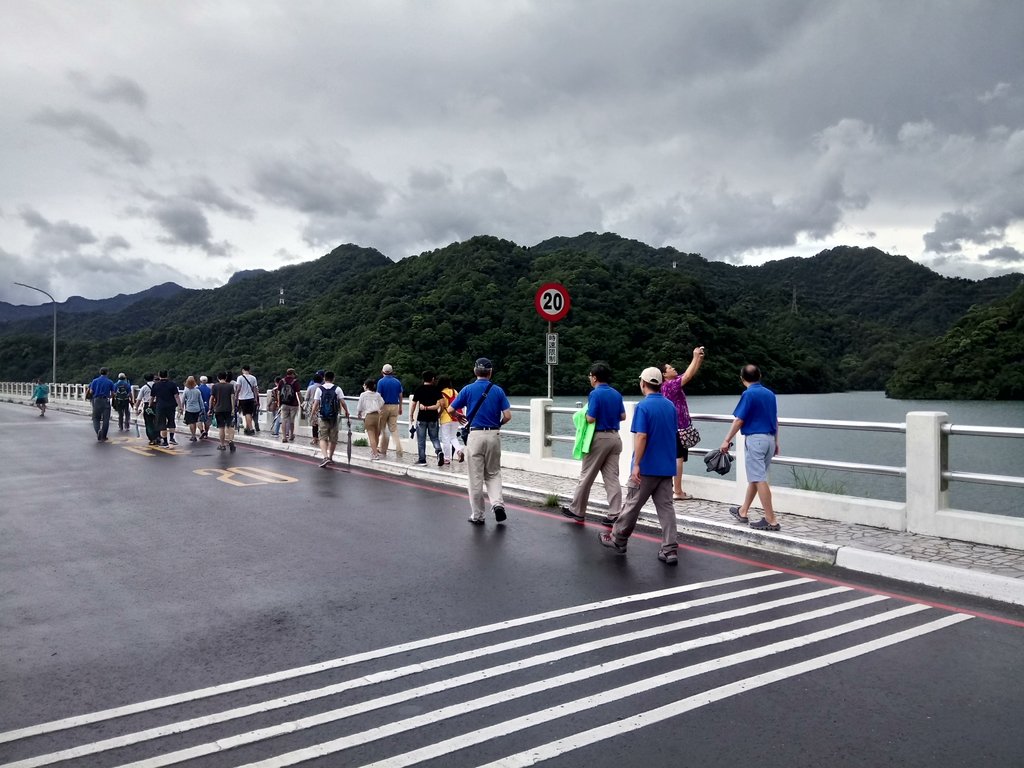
[534,282,571,323]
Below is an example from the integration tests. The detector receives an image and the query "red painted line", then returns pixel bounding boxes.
[250,445,1024,629]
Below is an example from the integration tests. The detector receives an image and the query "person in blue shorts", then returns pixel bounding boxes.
[720,364,781,531]
[448,357,512,525]
[598,366,680,565]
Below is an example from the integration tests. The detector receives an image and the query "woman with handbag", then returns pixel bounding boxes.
[661,346,705,500]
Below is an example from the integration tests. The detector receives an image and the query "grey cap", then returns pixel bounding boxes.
[474,357,493,370]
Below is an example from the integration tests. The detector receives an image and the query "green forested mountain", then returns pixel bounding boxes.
[0,234,1020,399]
[886,285,1024,400]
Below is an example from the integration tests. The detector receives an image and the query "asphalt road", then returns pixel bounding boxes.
[2,401,1023,768]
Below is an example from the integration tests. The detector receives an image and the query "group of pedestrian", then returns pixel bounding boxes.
[76,350,780,565]
[558,349,779,567]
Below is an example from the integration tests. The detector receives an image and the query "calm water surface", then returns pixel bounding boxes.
[506,391,1024,517]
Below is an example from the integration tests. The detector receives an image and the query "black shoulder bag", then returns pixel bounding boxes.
[457,381,495,445]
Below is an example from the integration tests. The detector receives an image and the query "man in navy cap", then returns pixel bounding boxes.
[448,357,512,525]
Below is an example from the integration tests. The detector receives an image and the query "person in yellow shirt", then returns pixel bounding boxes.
[437,375,465,464]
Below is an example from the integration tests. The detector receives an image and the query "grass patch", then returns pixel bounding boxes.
[353,437,369,447]
[789,467,846,495]
[544,494,561,507]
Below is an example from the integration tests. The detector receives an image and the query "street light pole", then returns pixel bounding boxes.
[13,282,57,385]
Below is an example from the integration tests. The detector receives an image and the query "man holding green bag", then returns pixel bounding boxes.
[561,361,626,524]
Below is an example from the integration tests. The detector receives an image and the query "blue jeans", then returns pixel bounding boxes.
[417,420,442,461]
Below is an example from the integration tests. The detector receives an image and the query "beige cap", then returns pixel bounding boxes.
[382,364,393,374]
[639,366,663,385]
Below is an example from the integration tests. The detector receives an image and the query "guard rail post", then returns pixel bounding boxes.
[616,400,637,481]
[530,399,553,460]
[905,411,947,534]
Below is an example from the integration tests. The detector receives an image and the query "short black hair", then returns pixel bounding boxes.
[313,372,324,384]
[217,371,227,381]
[145,372,155,382]
[364,378,377,391]
[324,370,335,382]
[99,367,108,375]
[158,370,168,378]
[741,364,761,383]
[421,369,435,382]
[590,361,612,383]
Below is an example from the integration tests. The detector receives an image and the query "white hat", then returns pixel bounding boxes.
[117,372,126,379]
[639,367,663,385]
[382,364,394,374]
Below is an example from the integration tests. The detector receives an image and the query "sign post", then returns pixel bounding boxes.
[534,283,571,399]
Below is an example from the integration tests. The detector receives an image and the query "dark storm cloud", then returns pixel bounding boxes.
[310,166,604,256]
[187,177,255,219]
[31,107,152,165]
[979,246,1024,264]
[20,208,98,254]
[924,206,1021,255]
[252,151,387,219]
[103,235,131,254]
[67,71,148,110]
[151,199,231,256]
[0,246,55,302]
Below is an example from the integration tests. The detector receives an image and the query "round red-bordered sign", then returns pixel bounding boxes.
[535,282,571,322]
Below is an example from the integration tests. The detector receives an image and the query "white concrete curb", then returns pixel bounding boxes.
[834,547,1024,607]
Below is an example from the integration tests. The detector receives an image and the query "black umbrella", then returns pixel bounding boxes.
[346,419,353,466]
[704,446,733,475]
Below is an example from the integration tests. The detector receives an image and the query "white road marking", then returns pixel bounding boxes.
[7,582,848,768]
[0,570,777,746]
[236,604,935,768]
[475,614,974,768]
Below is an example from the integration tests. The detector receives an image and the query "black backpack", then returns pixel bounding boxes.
[280,379,295,403]
[319,385,340,421]
[114,381,131,403]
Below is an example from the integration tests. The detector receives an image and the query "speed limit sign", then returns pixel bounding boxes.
[534,282,571,322]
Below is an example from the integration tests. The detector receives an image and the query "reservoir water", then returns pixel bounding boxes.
[505,391,1024,518]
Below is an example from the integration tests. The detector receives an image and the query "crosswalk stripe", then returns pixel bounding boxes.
[26,585,853,768]
[0,570,777,746]
[235,603,932,768]
[475,613,973,767]
[2,578,824,768]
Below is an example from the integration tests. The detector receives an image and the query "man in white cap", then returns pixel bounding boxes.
[376,363,404,458]
[598,366,681,565]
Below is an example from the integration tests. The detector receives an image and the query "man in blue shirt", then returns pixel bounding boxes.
[562,361,626,524]
[376,364,405,459]
[599,366,680,565]
[88,367,116,441]
[448,357,512,525]
[720,364,781,531]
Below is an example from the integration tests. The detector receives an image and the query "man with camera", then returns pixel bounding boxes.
[447,358,512,525]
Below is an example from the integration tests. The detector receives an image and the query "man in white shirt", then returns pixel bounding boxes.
[311,370,350,467]
[235,364,260,435]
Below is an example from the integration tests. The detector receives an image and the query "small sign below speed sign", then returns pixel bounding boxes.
[534,282,571,323]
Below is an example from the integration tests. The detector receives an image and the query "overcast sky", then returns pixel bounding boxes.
[2,0,1022,304]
